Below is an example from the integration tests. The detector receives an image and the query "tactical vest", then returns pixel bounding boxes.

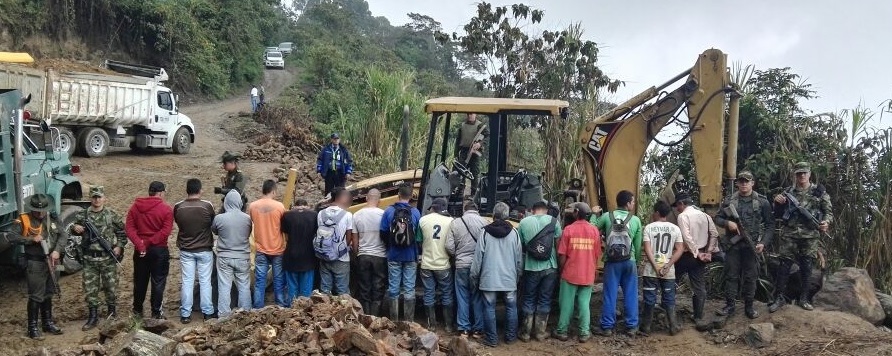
[727,192,764,241]
[18,214,43,238]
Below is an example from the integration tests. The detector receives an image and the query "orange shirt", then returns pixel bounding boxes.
[248,198,286,255]
[557,220,602,285]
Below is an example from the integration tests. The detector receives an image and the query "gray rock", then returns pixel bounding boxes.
[814,267,885,325]
[744,323,775,348]
[876,292,892,328]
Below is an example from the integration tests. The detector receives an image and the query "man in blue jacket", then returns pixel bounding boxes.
[379,183,421,322]
[316,133,354,197]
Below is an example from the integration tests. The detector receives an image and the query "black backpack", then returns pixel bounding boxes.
[525,217,558,261]
[390,206,414,247]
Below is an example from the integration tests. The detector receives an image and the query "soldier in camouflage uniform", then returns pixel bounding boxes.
[713,171,774,319]
[768,162,832,313]
[214,151,248,212]
[5,194,66,339]
[71,186,128,330]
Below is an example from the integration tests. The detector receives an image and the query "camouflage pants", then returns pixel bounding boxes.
[82,258,118,307]
[775,235,819,262]
[26,259,58,303]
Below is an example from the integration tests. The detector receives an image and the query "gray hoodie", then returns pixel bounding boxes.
[445,210,488,269]
[470,219,522,292]
[212,191,252,259]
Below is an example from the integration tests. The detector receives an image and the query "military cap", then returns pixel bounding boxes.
[28,194,50,212]
[793,162,810,174]
[220,151,241,163]
[736,171,754,182]
[90,186,105,197]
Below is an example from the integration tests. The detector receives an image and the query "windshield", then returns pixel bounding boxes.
[267,52,282,58]
[278,43,292,49]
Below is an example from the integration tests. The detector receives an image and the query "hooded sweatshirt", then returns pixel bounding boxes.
[212,191,252,260]
[470,219,522,292]
[125,195,174,253]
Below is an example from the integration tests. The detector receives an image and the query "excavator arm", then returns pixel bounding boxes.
[578,48,740,214]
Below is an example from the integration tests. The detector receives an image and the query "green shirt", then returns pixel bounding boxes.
[590,209,643,263]
[517,214,563,271]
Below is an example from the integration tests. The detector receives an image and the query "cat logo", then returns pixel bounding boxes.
[587,126,610,153]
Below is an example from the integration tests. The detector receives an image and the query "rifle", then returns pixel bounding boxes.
[781,191,831,239]
[82,219,122,265]
[722,204,756,251]
[40,239,61,298]
[463,123,487,165]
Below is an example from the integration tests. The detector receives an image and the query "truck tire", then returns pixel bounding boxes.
[57,128,76,156]
[172,127,191,154]
[80,127,109,157]
[58,205,84,275]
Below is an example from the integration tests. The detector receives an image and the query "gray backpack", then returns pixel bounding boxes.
[605,212,633,262]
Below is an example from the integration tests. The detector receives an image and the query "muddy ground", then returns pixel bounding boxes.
[0,67,889,356]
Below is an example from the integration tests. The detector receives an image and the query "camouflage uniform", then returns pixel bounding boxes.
[75,188,128,311]
[769,162,833,312]
[217,151,248,211]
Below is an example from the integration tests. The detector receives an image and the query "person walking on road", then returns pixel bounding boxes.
[125,181,174,321]
[248,180,287,308]
[72,186,127,331]
[174,179,217,323]
[8,194,66,339]
[282,198,318,301]
[316,133,354,197]
[212,190,253,318]
[250,85,259,113]
[353,189,387,316]
[445,201,487,338]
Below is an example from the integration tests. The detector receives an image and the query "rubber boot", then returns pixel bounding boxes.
[41,299,63,335]
[518,314,533,342]
[425,306,437,330]
[82,307,98,331]
[693,296,710,331]
[533,313,549,341]
[640,304,654,334]
[443,305,455,334]
[27,300,43,340]
[768,294,786,313]
[666,306,680,336]
[716,299,735,317]
[404,299,416,323]
[369,301,381,317]
[361,301,371,316]
[744,300,758,319]
[107,304,117,319]
[388,298,400,321]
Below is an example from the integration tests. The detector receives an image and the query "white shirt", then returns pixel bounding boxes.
[250,88,258,97]
[642,221,684,279]
[677,206,719,256]
[353,207,386,258]
[317,206,354,262]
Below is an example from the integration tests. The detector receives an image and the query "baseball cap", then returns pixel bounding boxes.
[149,181,166,193]
[89,186,105,198]
[735,171,754,182]
[428,197,449,214]
[794,162,811,174]
[564,201,592,215]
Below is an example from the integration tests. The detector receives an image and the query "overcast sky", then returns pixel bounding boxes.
[365,0,891,123]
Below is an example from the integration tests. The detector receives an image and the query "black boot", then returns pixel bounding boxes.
[82,307,99,331]
[388,298,400,321]
[107,304,117,319]
[666,306,680,336]
[442,305,455,334]
[27,300,43,339]
[744,300,759,319]
[693,296,710,331]
[716,299,735,317]
[41,299,63,335]
[369,301,381,317]
[640,304,654,334]
[404,298,416,323]
[768,294,787,313]
[425,305,437,330]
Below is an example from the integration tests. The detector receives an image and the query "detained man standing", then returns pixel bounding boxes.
[418,198,455,332]
[212,190,252,318]
[281,198,318,301]
[174,179,217,323]
[125,181,173,320]
[353,189,387,315]
[445,201,487,338]
[673,192,720,330]
[248,180,287,308]
[517,201,562,342]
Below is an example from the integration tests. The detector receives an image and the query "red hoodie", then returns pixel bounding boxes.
[125,196,174,253]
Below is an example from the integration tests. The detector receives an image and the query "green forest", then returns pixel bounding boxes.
[2,0,889,293]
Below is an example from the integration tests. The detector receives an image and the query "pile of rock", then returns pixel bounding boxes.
[244,140,315,165]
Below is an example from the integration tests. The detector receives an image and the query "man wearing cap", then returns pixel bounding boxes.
[769,162,832,312]
[672,191,719,330]
[125,181,174,321]
[517,200,562,342]
[417,197,455,332]
[714,171,774,319]
[552,202,600,342]
[71,186,128,331]
[316,133,354,197]
[5,194,66,339]
[215,151,248,212]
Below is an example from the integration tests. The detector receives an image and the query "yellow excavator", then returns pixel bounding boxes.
[567,48,740,216]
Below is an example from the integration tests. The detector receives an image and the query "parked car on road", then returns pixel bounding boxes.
[278,42,293,56]
[264,51,285,69]
[264,46,279,55]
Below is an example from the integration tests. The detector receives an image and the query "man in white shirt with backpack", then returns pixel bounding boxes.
[315,187,356,296]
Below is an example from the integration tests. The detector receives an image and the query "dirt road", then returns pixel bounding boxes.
[0,68,295,354]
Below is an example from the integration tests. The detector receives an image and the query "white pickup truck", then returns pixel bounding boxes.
[0,60,195,157]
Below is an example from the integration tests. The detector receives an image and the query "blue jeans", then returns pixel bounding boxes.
[217,256,251,318]
[454,268,484,332]
[420,268,454,307]
[521,268,557,316]
[600,260,639,330]
[482,290,518,345]
[320,260,350,296]
[285,270,314,301]
[180,250,214,317]
[251,96,258,112]
[642,277,676,308]
[387,261,417,300]
[253,253,286,308]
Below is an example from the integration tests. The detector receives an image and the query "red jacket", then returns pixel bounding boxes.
[126,196,174,253]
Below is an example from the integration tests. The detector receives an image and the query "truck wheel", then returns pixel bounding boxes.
[80,127,109,157]
[172,127,191,154]
[58,205,84,275]
[57,128,76,156]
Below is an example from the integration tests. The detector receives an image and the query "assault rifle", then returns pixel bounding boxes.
[82,219,122,265]
[40,239,61,298]
[722,204,756,251]
[781,191,831,239]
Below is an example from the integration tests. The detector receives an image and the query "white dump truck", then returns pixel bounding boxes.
[0,60,195,157]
